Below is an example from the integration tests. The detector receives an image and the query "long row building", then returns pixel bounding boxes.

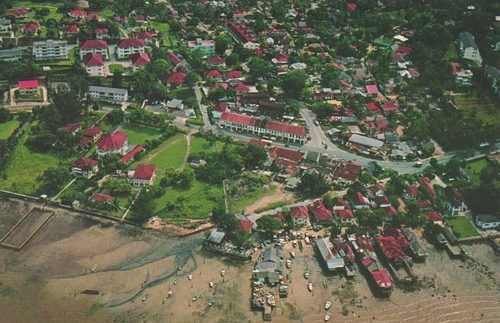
[219,111,308,144]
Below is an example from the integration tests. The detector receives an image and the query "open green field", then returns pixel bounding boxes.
[149,136,187,170]
[444,43,458,61]
[97,7,116,17]
[454,96,500,125]
[231,185,277,214]
[0,118,21,139]
[154,180,223,219]
[149,21,172,46]
[13,1,64,21]
[0,127,66,194]
[465,158,488,183]
[447,216,480,238]
[121,124,161,145]
[168,87,195,100]
[109,64,124,73]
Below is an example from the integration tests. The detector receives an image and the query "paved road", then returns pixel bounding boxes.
[194,85,213,131]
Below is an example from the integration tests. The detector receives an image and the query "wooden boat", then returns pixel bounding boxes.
[286,260,291,268]
[142,294,148,302]
[192,293,200,301]
[174,278,178,285]
[290,251,296,258]
[308,283,313,292]
[91,264,97,273]
[167,290,173,298]
[209,281,214,288]
[188,274,192,280]
[325,301,332,310]
[324,312,332,321]
[221,269,225,277]
[304,270,310,279]
[208,298,216,306]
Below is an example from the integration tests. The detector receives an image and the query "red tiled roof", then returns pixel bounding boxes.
[352,192,370,206]
[337,209,354,220]
[417,199,433,209]
[371,269,393,289]
[347,3,357,10]
[96,131,127,151]
[383,206,398,218]
[119,145,144,163]
[65,24,79,32]
[86,13,101,20]
[117,38,145,48]
[397,46,411,54]
[83,127,102,137]
[225,70,243,79]
[83,53,103,67]
[308,200,333,221]
[248,139,268,147]
[340,80,352,88]
[164,72,186,84]
[290,205,309,219]
[234,82,250,92]
[210,82,228,90]
[72,157,97,168]
[418,177,435,198]
[356,236,374,251]
[333,198,350,208]
[275,158,298,167]
[272,213,287,223]
[237,218,253,231]
[92,193,114,202]
[64,123,81,132]
[427,211,443,222]
[220,111,257,126]
[366,84,379,94]
[22,23,39,31]
[226,21,256,43]
[6,8,29,16]
[265,120,307,137]
[406,185,419,197]
[137,30,153,39]
[80,39,108,49]
[69,10,87,17]
[214,103,229,112]
[381,100,399,114]
[269,146,304,162]
[95,28,108,34]
[275,53,289,62]
[131,52,150,66]
[207,55,225,64]
[253,48,268,56]
[377,236,407,263]
[133,164,156,180]
[204,69,222,78]
[18,80,39,89]
[166,52,182,65]
[341,161,363,174]
[135,14,145,22]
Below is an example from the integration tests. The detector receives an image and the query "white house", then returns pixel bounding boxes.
[166,99,184,110]
[79,40,109,59]
[116,38,145,59]
[0,18,11,32]
[71,157,98,178]
[458,31,482,65]
[442,187,467,216]
[33,39,68,60]
[83,53,106,76]
[96,131,129,157]
[475,214,500,230]
[88,86,128,102]
[130,164,156,187]
[290,205,309,227]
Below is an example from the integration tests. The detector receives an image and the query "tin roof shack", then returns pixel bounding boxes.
[401,228,428,262]
[348,235,393,297]
[205,229,226,246]
[315,237,351,274]
[254,246,284,284]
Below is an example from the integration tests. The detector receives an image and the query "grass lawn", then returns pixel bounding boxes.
[13,1,64,8]
[0,127,66,194]
[149,136,187,170]
[189,136,224,155]
[231,185,277,214]
[109,64,125,73]
[444,44,458,61]
[168,87,195,100]
[0,118,21,139]
[121,124,162,145]
[465,158,488,183]
[447,216,480,238]
[154,180,223,219]
[149,21,172,46]
[454,96,500,125]
[98,7,116,17]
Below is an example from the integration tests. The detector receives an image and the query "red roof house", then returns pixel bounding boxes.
[137,30,153,39]
[65,24,79,34]
[69,10,87,19]
[336,209,355,221]
[166,52,183,65]
[225,70,243,79]
[418,177,436,199]
[308,200,333,222]
[80,40,108,49]
[381,100,399,114]
[366,84,379,94]
[92,193,114,202]
[207,55,225,65]
[377,236,407,263]
[96,131,128,154]
[130,52,150,66]
[164,72,186,85]
[119,145,144,163]
[18,80,39,89]
[83,53,104,67]
[237,218,253,232]
[132,164,156,181]
[234,82,250,92]
[22,23,39,32]
[72,157,97,169]
[265,120,307,137]
[269,146,304,163]
[117,38,145,48]
[290,206,309,227]
[204,69,222,79]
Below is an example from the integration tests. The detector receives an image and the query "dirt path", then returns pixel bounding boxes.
[142,136,183,164]
[244,184,295,214]
[178,130,197,171]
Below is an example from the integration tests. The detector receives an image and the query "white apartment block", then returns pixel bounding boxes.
[458,31,483,65]
[88,86,128,102]
[0,18,11,32]
[33,39,68,60]
[116,39,145,59]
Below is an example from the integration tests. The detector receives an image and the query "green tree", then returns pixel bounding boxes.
[130,189,156,224]
[0,108,12,123]
[37,166,69,194]
[256,215,282,235]
[106,109,125,125]
[297,172,330,197]
[281,70,308,99]
[103,178,131,195]
[112,70,122,88]
[215,35,231,55]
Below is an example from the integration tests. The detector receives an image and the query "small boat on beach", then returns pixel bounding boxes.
[91,264,97,272]
[188,274,192,280]
[290,251,296,258]
[142,294,148,302]
[192,293,200,301]
[324,312,332,321]
[209,281,214,288]
[221,269,225,277]
[308,283,313,292]
[304,269,310,279]
[323,280,327,288]
[167,290,173,298]
[286,260,291,268]
[325,301,332,310]
[208,298,216,306]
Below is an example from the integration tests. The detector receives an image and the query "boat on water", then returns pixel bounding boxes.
[192,293,200,301]
[209,281,214,288]
[304,270,310,279]
[188,274,193,280]
[167,290,173,298]
[286,260,291,268]
[290,251,296,258]
[324,312,332,321]
[308,283,313,292]
[208,298,216,306]
[221,269,225,277]
[325,301,332,310]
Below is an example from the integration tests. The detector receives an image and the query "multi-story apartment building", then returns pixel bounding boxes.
[33,39,68,60]
[187,38,215,57]
[88,86,128,102]
[83,53,106,76]
[458,31,482,65]
[79,40,109,59]
[0,18,11,32]
[0,47,27,62]
[116,38,145,59]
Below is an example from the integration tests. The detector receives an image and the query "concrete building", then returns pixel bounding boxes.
[130,164,156,187]
[116,38,145,59]
[83,53,106,76]
[96,131,129,157]
[88,86,128,102]
[187,38,215,57]
[475,214,500,230]
[0,18,11,32]
[0,47,26,62]
[79,40,109,59]
[458,31,482,65]
[33,39,68,60]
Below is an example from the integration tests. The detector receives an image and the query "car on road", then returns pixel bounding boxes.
[314,120,320,126]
